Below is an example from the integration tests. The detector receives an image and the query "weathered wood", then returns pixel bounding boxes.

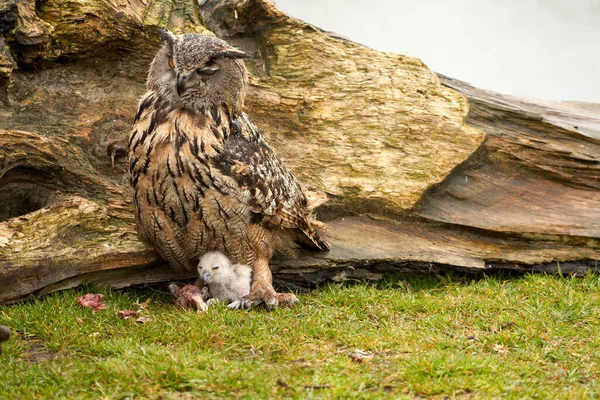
[419,75,600,238]
[0,0,598,303]
[201,0,484,213]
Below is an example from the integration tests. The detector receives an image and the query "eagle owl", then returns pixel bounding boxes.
[128,30,329,308]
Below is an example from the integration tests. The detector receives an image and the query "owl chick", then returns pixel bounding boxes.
[128,30,329,309]
[198,251,252,309]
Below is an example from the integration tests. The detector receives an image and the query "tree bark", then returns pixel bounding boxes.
[0,0,598,303]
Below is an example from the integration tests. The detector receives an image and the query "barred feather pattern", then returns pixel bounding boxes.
[128,91,329,272]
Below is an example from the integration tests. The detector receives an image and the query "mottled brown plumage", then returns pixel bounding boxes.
[128,31,329,308]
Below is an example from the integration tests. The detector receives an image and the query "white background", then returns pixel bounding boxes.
[274,0,600,103]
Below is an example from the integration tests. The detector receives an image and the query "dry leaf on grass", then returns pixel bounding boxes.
[116,310,140,319]
[132,298,152,310]
[349,349,375,363]
[304,384,331,390]
[493,344,510,354]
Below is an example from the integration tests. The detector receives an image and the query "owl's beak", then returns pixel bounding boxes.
[176,72,191,96]
[202,270,212,283]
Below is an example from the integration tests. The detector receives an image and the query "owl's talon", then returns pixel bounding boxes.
[265,295,278,310]
[227,299,253,310]
[243,299,258,309]
[277,293,300,308]
[227,300,242,309]
[243,283,277,309]
[206,298,220,307]
[243,284,300,309]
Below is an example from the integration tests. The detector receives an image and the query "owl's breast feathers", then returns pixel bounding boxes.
[129,91,329,268]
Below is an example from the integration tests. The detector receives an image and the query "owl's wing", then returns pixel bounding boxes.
[214,113,330,251]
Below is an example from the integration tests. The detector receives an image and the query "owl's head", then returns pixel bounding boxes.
[197,251,232,284]
[148,30,250,116]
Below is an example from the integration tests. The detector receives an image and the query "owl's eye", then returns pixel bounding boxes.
[197,61,218,76]
[168,57,175,69]
[197,67,217,76]
[212,265,219,270]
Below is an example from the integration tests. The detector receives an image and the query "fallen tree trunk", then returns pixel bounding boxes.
[0,0,598,303]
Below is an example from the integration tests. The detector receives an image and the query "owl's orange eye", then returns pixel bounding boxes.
[168,57,174,69]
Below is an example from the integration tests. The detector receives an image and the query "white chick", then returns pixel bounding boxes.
[198,251,252,309]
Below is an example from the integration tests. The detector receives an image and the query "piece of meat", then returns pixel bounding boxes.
[76,294,107,311]
[168,283,208,313]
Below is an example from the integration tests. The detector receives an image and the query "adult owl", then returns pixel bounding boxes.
[128,30,330,309]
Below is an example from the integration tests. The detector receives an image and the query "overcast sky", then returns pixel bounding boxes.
[274,0,600,103]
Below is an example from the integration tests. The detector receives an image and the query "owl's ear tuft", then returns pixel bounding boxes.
[157,29,176,49]
[212,49,250,60]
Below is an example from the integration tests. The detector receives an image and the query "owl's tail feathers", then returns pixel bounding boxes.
[301,218,331,251]
[280,216,330,253]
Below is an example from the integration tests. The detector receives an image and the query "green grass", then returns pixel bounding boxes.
[1,272,600,399]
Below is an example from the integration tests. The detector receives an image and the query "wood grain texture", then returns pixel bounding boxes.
[0,0,598,303]
[417,76,600,239]
[202,0,484,213]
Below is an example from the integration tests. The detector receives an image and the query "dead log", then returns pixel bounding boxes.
[0,0,598,303]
